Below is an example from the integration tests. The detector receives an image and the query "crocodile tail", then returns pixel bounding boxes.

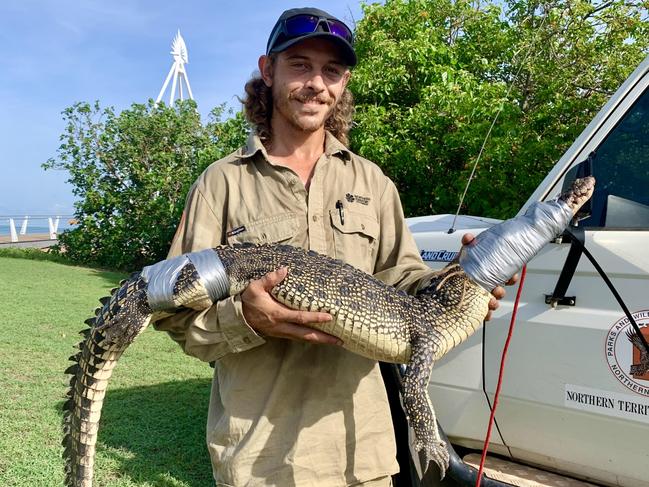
[62,276,152,487]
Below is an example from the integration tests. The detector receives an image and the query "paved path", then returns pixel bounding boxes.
[0,234,58,249]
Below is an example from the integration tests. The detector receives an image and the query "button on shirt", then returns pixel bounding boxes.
[155,132,435,486]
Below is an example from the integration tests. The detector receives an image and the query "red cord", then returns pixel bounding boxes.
[475,265,528,487]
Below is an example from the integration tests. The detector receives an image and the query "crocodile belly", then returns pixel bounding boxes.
[271,267,412,363]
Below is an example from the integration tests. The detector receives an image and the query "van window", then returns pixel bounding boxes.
[578,85,649,228]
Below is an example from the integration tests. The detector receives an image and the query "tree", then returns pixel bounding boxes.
[47,0,648,268]
[44,100,247,270]
[350,0,649,219]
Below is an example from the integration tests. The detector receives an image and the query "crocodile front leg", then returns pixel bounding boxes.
[402,338,449,475]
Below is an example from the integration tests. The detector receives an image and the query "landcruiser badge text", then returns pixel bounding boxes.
[605,309,649,397]
[420,250,459,263]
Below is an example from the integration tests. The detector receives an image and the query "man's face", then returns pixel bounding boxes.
[260,38,351,134]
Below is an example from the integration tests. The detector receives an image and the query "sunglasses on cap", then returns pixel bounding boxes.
[267,14,354,52]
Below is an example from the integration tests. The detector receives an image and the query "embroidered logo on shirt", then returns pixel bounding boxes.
[345,193,371,205]
[227,226,246,237]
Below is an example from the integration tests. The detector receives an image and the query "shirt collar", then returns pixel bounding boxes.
[324,131,352,162]
[235,131,352,163]
[235,132,269,161]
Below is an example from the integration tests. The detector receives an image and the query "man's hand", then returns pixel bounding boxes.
[241,267,341,345]
[462,233,519,321]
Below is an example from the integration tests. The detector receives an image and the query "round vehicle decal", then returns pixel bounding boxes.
[605,310,649,397]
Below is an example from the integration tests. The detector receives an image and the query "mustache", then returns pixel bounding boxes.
[289,91,332,105]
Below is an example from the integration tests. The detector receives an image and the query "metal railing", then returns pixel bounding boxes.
[0,215,75,243]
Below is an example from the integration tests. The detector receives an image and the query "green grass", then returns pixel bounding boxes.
[0,256,214,486]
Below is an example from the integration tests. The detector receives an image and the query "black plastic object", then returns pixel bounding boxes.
[383,362,516,487]
[380,362,419,487]
[546,227,584,307]
[418,423,517,487]
[562,229,649,357]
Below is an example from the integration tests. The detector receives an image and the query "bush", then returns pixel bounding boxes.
[44,100,247,270]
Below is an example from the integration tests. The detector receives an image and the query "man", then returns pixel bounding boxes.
[155,8,507,486]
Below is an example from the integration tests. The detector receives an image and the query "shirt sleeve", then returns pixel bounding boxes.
[153,182,265,363]
[372,179,439,294]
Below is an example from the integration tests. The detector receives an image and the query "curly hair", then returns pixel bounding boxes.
[242,57,354,147]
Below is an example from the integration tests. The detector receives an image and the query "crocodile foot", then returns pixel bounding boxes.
[418,437,450,478]
[560,176,595,214]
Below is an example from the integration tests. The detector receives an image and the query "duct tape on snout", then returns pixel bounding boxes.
[141,249,229,312]
[459,199,573,291]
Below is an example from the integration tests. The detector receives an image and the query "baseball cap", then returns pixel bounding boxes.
[266,7,357,67]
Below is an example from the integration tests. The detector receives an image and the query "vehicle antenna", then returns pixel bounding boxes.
[448,11,549,234]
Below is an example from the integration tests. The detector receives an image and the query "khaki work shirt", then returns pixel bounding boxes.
[155,132,435,486]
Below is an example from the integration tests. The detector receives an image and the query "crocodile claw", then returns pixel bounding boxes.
[418,437,450,478]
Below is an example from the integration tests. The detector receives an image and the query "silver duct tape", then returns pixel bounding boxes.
[459,199,573,291]
[186,249,230,302]
[141,254,190,312]
[141,249,230,312]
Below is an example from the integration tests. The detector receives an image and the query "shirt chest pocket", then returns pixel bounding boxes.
[226,213,299,245]
[329,208,379,274]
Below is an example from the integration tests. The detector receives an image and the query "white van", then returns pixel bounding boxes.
[394,53,649,486]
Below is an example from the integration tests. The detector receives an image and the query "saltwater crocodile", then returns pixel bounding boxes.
[62,177,594,487]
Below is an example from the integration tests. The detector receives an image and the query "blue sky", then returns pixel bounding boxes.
[0,0,366,217]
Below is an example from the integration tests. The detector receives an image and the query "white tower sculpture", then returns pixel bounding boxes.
[156,30,194,105]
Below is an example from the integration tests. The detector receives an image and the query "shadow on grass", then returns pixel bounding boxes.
[87,267,129,290]
[60,378,214,487]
